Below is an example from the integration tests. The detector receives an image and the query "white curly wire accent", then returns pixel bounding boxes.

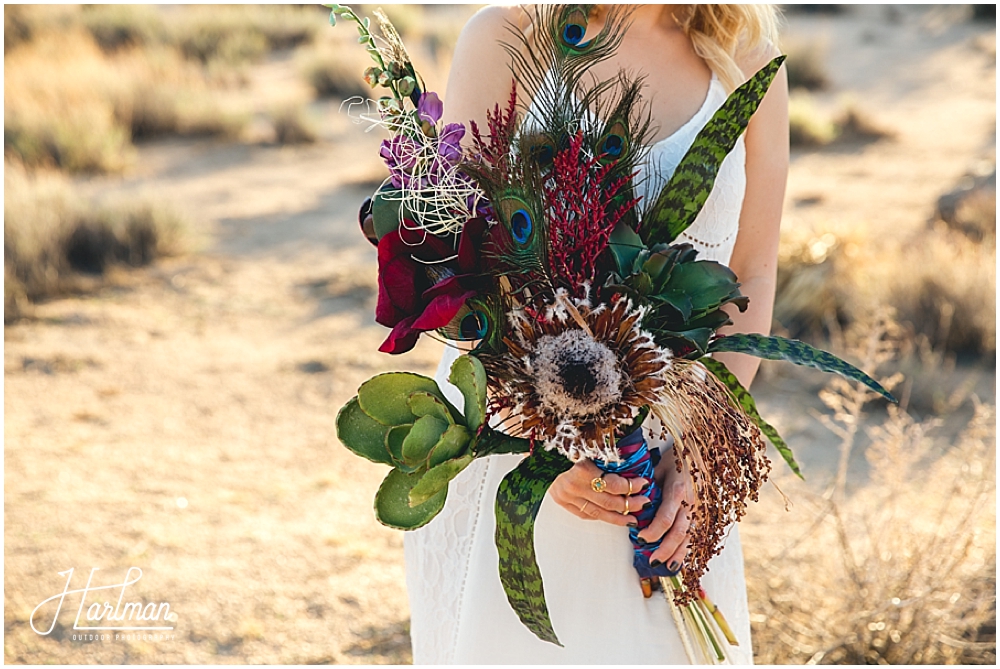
[340,95,487,243]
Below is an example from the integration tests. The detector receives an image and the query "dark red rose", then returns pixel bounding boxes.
[375,218,491,354]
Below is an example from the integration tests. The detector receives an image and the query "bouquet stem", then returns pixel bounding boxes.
[595,426,737,664]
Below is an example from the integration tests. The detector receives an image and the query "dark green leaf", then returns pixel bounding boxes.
[449,355,488,430]
[654,328,714,357]
[371,186,406,241]
[409,453,474,506]
[641,56,786,245]
[427,424,472,468]
[700,358,803,479]
[708,333,897,403]
[495,447,574,646]
[408,391,456,425]
[683,308,734,331]
[386,424,419,472]
[608,221,644,276]
[358,372,443,425]
[401,415,449,466]
[659,261,742,317]
[472,427,532,457]
[375,469,447,530]
[656,291,693,321]
[336,397,393,465]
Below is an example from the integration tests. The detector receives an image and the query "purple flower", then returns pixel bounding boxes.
[380,135,423,189]
[438,123,465,164]
[417,91,443,125]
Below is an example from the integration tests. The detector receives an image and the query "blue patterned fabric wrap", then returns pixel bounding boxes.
[594,427,680,580]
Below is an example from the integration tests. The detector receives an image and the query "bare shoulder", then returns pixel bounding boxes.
[736,39,783,81]
[458,4,528,41]
[452,4,529,63]
[444,5,528,127]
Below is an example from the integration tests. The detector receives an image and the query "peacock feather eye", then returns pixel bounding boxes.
[597,120,630,165]
[532,144,554,166]
[558,7,592,52]
[438,297,501,348]
[562,23,585,46]
[497,194,537,247]
[602,134,624,157]
[520,131,556,171]
[511,209,533,245]
[460,310,489,340]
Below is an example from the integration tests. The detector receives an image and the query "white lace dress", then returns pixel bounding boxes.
[404,74,753,664]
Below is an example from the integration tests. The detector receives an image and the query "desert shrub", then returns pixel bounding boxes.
[773,229,847,339]
[775,219,996,360]
[78,4,168,53]
[5,4,39,52]
[301,47,371,100]
[271,106,318,145]
[836,102,894,144]
[4,31,147,172]
[782,37,830,91]
[887,226,996,358]
[4,30,252,172]
[3,5,76,52]
[171,95,250,140]
[788,92,838,147]
[745,315,996,664]
[936,168,996,243]
[4,104,133,174]
[170,5,319,66]
[789,93,893,149]
[4,164,187,321]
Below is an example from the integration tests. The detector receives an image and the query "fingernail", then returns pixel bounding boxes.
[641,501,652,511]
[668,561,681,572]
[627,521,638,528]
[635,537,649,547]
[650,559,662,568]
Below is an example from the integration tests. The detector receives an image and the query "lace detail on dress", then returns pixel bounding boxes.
[404,345,487,664]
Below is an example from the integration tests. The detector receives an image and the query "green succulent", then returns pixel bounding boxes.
[336,355,529,529]
[606,221,748,357]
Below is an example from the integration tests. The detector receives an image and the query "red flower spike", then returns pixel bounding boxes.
[469,81,519,181]
[545,131,641,292]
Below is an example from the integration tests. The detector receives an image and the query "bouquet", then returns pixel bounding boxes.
[329,5,895,662]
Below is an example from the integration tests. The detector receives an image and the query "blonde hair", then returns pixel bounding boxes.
[676,5,781,91]
[587,5,782,92]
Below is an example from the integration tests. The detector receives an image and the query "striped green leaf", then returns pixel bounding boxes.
[494,447,573,646]
[641,56,786,246]
[707,333,897,404]
[700,358,803,479]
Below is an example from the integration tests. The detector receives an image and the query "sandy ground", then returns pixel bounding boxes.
[4,7,995,664]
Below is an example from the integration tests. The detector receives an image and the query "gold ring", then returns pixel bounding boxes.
[627,478,634,496]
[580,500,590,515]
[622,497,630,516]
[591,476,608,493]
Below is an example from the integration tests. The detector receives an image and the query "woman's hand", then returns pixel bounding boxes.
[549,460,649,527]
[637,445,696,573]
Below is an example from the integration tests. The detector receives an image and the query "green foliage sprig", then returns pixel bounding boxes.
[325,4,420,113]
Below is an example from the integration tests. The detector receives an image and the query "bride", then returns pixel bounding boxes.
[403,4,788,663]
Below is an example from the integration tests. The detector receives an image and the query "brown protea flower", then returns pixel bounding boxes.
[481,288,672,463]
